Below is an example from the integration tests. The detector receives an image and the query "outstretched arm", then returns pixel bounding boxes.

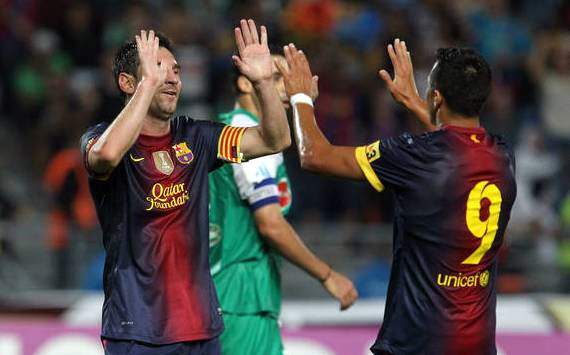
[88,30,167,175]
[232,19,291,160]
[254,204,358,310]
[276,44,365,179]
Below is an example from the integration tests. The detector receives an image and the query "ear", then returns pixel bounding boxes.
[236,75,254,94]
[118,73,137,96]
[433,89,443,111]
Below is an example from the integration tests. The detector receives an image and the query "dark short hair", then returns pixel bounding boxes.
[430,48,491,117]
[112,32,175,98]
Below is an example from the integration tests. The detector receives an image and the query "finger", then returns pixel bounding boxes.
[247,19,259,43]
[153,35,159,53]
[234,28,246,54]
[289,44,301,68]
[135,35,142,52]
[387,44,399,76]
[240,19,253,45]
[141,30,147,46]
[260,25,268,46]
[148,29,155,46]
[232,55,246,71]
[399,41,410,73]
[379,69,394,87]
[401,40,408,59]
[406,51,414,74]
[283,45,293,64]
[298,50,311,71]
[312,75,319,84]
[394,38,404,66]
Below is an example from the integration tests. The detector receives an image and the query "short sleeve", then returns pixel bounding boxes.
[194,120,247,172]
[232,153,283,211]
[355,133,421,192]
[80,122,109,179]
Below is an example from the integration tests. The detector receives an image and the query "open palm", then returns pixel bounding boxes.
[379,39,433,131]
[233,19,272,83]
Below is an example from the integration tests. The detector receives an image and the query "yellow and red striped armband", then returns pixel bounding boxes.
[217,126,247,163]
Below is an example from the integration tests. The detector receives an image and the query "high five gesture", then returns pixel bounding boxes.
[233,19,272,84]
[135,30,167,89]
[233,19,291,159]
[379,39,434,131]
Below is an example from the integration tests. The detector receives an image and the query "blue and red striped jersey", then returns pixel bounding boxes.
[355,125,517,355]
[80,116,245,344]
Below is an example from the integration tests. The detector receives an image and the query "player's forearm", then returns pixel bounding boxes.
[90,80,157,170]
[253,79,291,153]
[292,103,333,171]
[259,219,330,282]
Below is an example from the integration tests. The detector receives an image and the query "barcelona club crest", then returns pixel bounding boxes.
[172,142,194,164]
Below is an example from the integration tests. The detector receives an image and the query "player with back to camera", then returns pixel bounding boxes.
[276,40,517,355]
[81,20,291,355]
[208,50,358,355]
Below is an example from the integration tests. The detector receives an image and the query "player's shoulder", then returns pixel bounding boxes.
[171,115,197,129]
[380,131,441,151]
[83,121,110,136]
[488,133,512,151]
[172,115,225,134]
[80,122,110,149]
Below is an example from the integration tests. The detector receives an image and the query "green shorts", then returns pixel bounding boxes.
[220,312,283,355]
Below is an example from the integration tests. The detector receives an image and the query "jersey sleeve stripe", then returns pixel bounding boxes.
[217,126,247,163]
[227,127,239,159]
[218,125,230,160]
[250,196,280,211]
[355,146,384,192]
[235,127,246,161]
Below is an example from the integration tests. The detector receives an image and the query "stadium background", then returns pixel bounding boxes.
[0,0,569,354]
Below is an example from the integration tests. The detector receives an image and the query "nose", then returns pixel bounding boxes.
[165,69,179,85]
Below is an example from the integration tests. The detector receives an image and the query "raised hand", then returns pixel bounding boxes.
[379,39,433,130]
[233,19,273,84]
[135,30,167,89]
[322,270,358,311]
[276,44,319,100]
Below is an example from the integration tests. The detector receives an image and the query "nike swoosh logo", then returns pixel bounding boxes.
[129,153,145,162]
[470,134,481,144]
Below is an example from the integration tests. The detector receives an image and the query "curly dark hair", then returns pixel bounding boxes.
[430,48,492,117]
[112,32,175,98]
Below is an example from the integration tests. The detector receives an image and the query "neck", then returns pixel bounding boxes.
[437,106,480,128]
[140,115,170,136]
[236,94,261,119]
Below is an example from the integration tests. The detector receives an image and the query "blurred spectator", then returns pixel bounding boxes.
[468,0,532,66]
[528,31,570,141]
[510,127,560,266]
[43,141,97,288]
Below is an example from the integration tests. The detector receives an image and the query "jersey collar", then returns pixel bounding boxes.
[137,130,172,148]
[441,124,486,135]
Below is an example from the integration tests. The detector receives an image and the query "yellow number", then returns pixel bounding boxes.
[462,181,502,265]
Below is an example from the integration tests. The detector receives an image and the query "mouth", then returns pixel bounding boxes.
[161,90,178,99]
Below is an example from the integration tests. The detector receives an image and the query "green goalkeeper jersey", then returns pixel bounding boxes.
[209,109,292,317]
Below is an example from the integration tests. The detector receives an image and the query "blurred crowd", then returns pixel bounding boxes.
[0,0,569,292]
